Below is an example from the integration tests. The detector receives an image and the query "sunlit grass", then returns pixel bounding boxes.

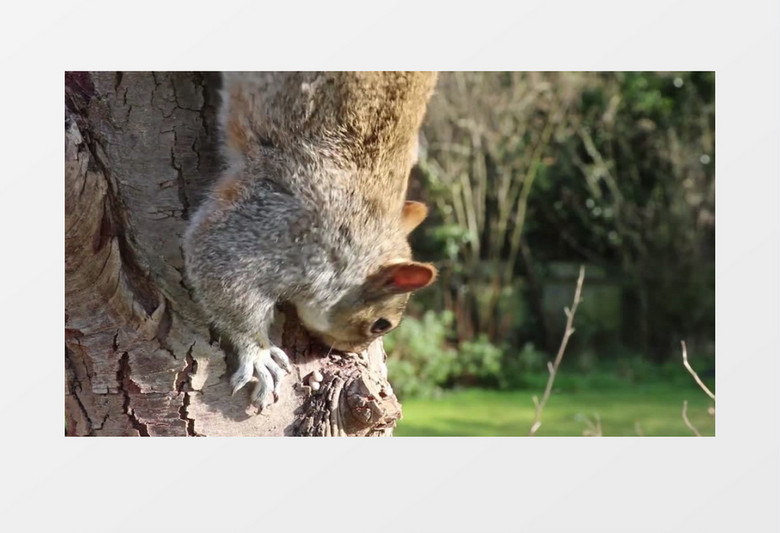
[394,384,715,437]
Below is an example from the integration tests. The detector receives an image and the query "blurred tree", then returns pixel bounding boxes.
[413,72,714,365]
[527,72,715,362]
[416,72,583,350]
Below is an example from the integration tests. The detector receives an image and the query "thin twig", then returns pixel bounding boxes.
[680,340,714,436]
[681,340,715,401]
[529,265,585,436]
[682,400,701,437]
[582,413,602,437]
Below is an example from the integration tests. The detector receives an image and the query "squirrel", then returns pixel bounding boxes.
[183,72,439,411]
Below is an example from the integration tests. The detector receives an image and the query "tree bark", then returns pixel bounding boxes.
[65,72,402,436]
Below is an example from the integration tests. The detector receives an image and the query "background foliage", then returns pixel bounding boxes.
[388,72,715,434]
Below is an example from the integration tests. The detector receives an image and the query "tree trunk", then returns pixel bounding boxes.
[65,72,402,437]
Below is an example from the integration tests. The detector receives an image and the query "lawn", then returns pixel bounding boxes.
[394,384,715,436]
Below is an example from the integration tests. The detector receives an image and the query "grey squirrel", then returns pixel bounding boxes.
[183,72,438,411]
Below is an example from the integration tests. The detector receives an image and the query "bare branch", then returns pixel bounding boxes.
[682,400,701,437]
[680,340,714,437]
[529,265,585,435]
[681,340,716,401]
[582,413,602,437]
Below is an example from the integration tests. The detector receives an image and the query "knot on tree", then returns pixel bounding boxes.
[277,305,402,437]
[294,349,402,437]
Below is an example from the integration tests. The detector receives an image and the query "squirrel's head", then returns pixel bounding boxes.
[296,201,437,353]
[299,261,437,353]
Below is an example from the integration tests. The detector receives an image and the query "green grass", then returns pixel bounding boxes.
[394,384,715,436]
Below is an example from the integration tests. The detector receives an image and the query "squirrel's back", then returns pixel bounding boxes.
[219,72,438,221]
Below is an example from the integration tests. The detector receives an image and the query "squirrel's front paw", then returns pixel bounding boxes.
[230,345,292,411]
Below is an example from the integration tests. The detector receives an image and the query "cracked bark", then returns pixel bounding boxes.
[65,72,402,437]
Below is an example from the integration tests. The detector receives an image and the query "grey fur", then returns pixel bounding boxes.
[183,72,437,411]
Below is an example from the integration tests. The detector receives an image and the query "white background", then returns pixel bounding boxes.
[0,1,777,531]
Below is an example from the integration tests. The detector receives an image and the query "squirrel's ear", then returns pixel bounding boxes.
[367,261,438,294]
[401,201,428,234]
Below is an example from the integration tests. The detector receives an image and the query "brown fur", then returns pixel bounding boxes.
[214,173,247,207]
[225,115,250,156]
[401,201,429,234]
[311,261,437,352]
[319,293,411,352]
[221,72,438,219]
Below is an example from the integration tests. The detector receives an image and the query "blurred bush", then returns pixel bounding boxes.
[498,342,548,389]
[385,312,714,399]
[406,72,714,369]
[384,311,458,399]
[385,311,509,398]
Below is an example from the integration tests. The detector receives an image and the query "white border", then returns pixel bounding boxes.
[1,1,778,531]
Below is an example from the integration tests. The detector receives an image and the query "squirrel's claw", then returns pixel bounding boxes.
[270,346,292,373]
[231,344,292,412]
[264,358,286,396]
[230,363,253,396]
[249,362,274,411]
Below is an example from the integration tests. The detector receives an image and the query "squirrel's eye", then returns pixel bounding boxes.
[370,318,392,334]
